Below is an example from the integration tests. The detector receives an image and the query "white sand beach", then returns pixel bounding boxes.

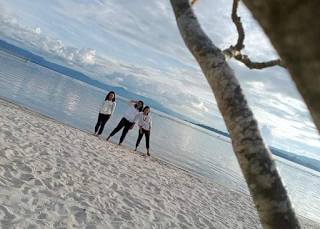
[0,99,319,229]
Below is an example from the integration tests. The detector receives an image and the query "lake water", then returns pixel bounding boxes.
[1,52,320,223]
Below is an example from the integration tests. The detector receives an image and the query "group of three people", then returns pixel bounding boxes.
[94,91,152,156]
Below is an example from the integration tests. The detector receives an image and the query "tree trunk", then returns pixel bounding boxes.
[169,1,301,228]
[241,0,320,135]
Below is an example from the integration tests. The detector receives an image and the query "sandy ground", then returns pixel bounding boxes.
[0,99,319,229]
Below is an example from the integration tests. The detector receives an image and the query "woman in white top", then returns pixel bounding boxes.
[106,100,144,145]
[94,91,116,137]
[135,106,152,156]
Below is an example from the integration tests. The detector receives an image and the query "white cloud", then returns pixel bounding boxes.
[192,102,209,112]
[0,12,97,66]
[34,27,41,35]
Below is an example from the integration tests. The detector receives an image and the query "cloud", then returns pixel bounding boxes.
[191,102,209,113]
[33,27,41,35]
[261,125,275,143]
[0,12,97,66]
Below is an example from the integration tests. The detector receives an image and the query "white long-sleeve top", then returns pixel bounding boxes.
[138,113,152,130]
[123,101,140,123]
[100,100,116,115]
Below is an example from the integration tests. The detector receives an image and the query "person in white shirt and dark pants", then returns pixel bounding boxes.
[135,106,152,156]
[106,100,144,145]
[94,91,116,137]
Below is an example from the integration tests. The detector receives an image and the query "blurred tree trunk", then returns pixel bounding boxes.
[170,0,301,228]
[241,0,320,135]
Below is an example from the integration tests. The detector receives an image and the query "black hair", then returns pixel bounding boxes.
[105,91,115,102]
[143,106,150,115]
[134,100,144,112]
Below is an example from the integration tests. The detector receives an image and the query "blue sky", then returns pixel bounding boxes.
[0,0,319,159]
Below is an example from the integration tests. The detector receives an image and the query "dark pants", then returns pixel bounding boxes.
[136,128,150,149]
[110,117,133,143]
[95,113,111,135]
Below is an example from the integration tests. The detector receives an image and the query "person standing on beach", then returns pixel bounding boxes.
[135,106,152,156]
[106,100,144,145]
[94,91,116,137]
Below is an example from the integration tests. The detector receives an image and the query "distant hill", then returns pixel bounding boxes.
[189,121,320,173]
[189,122,230,138]
[0,40,189,121]
[269,146,320,173]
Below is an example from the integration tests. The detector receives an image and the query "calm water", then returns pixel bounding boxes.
[1,52,320,223]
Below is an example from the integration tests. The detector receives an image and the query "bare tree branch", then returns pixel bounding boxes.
[222,46,240,61]
[170,0,301,228]
[231,0,245,51]
[190,0,285,69]
[225,0,286,69]
[235,54,285,69]
[190,0,200,7]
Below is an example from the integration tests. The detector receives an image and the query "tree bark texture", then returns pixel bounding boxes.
[170,1,301,228]
[241,0,320,134]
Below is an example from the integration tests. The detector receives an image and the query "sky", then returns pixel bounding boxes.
[0,0,319,159]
